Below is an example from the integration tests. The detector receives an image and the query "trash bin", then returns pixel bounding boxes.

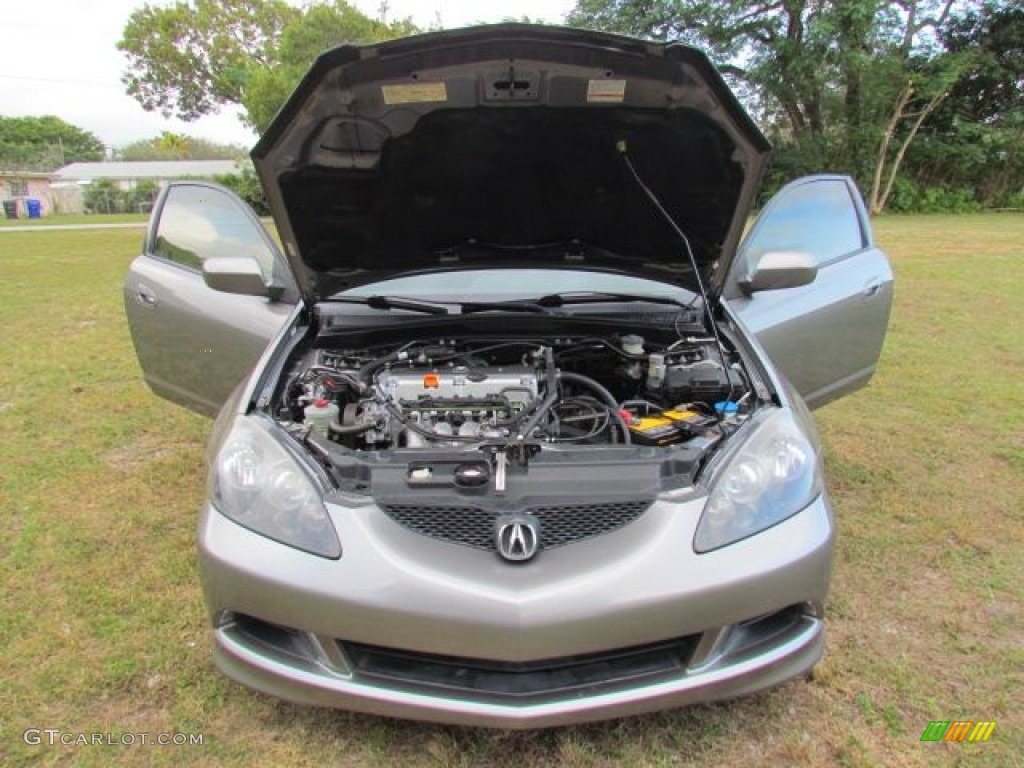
[3,200,17,220]
[26,198,42,219]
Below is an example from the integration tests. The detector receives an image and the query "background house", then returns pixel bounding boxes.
[51,160,246,213]
[0,171,55,216]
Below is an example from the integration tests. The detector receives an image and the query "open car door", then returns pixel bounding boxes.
[726,175,894,409]
[123,181,297,417]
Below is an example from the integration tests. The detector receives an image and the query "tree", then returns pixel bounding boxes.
[865,54,960,213]
[0,115,104,170]
[117,132,247,160]
[214,167,269,214]
[155,131,190,154]
[84,179,124,214]
[118,0,417,131]
[124,179,161,213]
[941,1,1023,123]
[568,0,838,140]
[242,2,416,131]
[118,0,300,121]
[899,1,1024,206]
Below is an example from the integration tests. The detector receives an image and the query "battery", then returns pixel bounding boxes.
[665,407,717,431]
[625,408,715,445]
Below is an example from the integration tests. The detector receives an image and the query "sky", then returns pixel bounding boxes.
[0,0,576,152]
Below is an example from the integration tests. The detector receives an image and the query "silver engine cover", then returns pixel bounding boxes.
[378,366,538,412]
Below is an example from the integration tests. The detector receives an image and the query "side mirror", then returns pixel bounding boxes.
[202,257,277,298]
[739,251,817,294]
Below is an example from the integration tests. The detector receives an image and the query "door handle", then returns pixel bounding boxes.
[862,279,882,298]
[136,284,157,307]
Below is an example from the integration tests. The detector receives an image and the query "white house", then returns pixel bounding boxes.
[51,160,247,212]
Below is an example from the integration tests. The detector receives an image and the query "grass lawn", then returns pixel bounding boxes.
[0,215,1020,766]
[0,212,149,227]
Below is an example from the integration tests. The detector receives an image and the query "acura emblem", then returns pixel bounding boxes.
[495,514,541,562]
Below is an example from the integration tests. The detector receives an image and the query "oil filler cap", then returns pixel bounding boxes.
[454,463,490,487]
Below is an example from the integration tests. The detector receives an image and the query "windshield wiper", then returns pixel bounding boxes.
[461,291,699,315]
[458,300,550,315]
[534,291,697,310]
[321,295,450,315]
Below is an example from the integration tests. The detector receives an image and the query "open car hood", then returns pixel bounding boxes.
[252,24,770,304]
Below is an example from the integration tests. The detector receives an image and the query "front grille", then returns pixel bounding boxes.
[343,635,697,700]
[381,499,652,551]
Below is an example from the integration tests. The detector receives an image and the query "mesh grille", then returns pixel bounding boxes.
[381,500,652,551]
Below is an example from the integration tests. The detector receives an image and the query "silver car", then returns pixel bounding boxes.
[124,25,893,728]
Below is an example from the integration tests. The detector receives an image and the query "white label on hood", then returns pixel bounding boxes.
[587,79,627,103]
[382,82,448,105]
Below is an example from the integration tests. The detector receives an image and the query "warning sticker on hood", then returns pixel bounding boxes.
[382,82,448,105]
[587,79,627,103]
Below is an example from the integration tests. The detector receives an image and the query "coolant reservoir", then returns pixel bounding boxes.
[304,399,339,438]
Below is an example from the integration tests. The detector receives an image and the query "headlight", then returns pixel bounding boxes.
[211,417,341,558]
[694,408,822,552]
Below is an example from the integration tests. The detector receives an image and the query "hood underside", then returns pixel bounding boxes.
[252,24,770,302]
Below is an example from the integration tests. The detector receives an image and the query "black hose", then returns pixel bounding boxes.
[356,352,400,389]
[559,372,631,444]
[551,404,610,442]
[513,347,559,441]
[327,419,374,436]
[516,388,559,439]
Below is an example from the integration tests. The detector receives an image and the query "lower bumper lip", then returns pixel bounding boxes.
[212,610,824,728]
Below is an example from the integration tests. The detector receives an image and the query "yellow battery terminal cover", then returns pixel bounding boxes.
[663,408,717,430]
[626,409,710,445]
[627,410,690,443]
[663,409,701,422]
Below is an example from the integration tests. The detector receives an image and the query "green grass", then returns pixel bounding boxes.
[0,214,1021,766]
[0,212,149,227]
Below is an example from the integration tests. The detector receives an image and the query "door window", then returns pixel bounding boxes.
[741,179,865,272]
[151,184,276,278]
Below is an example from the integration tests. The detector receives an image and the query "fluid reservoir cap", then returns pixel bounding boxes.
[454,463,490,487]
[314,398,329,408]
[715,401,739,416]
[621,334,645,355]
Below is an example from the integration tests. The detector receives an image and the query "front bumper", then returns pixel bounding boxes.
[200,492,834,728]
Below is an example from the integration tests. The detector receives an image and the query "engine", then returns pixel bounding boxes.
[279,334,751,452]
[378,366,538,447]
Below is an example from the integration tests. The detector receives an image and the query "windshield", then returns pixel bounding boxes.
[340,269,692,302]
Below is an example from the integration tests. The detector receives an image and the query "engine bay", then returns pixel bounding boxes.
[275,327,756,464]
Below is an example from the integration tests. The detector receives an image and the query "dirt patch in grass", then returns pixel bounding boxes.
[103,433,199,471]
